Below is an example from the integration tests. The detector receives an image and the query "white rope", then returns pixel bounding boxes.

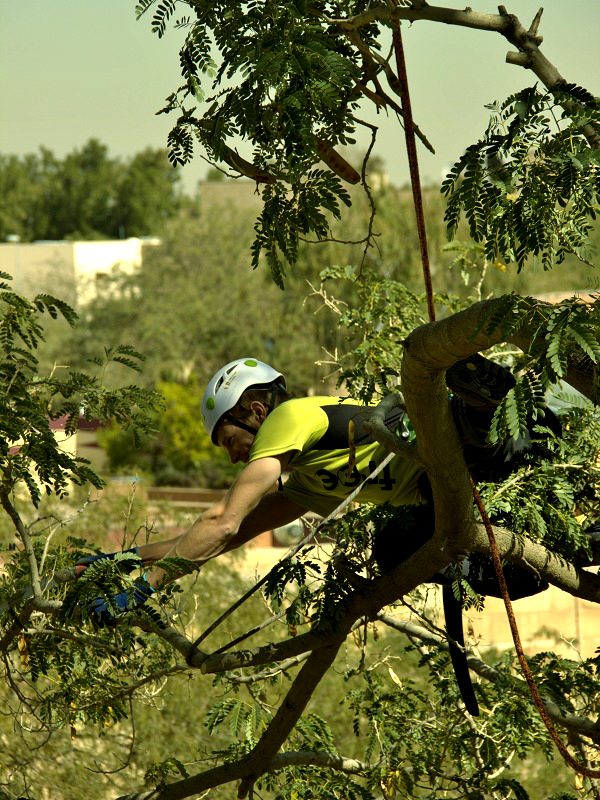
[189,452,397,654]
[284,450,396,555]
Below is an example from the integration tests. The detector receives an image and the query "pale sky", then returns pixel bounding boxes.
[1,1,598,193]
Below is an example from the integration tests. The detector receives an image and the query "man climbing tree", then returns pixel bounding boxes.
[79,351,564,719]
[0,2,599,799]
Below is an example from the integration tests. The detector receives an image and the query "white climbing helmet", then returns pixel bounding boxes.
[201,358,286,443]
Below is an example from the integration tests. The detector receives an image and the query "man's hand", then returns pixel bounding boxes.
[75,547,154,627]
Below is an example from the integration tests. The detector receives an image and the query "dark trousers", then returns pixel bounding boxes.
[372,395,559,599]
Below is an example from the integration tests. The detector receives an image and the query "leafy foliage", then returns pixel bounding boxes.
[469,293,600,439]
[442,85,600,271]
[140,0,370,284]
[480,403,600,562]
[0,276,162,504]
[2,3,600,799]
[139,4,600,287]
[252,172,352,288]
[313,264,463,403]
[0,140,187,243]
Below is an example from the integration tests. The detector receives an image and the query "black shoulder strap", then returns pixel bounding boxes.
[311,403,406,451]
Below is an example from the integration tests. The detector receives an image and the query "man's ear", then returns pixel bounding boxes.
[250,400,269,422]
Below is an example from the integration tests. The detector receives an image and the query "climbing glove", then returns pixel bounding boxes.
[76,547,155,627]
[88,576,156,627]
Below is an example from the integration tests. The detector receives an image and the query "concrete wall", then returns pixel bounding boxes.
[465,585,599,660]
[0,238,160,306]
[1,242,78,305]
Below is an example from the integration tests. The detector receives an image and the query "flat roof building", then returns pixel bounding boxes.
[0,237,160,306]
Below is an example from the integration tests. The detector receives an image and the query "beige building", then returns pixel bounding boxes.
[464,585,599,660]
[0,238,160,306]
[0,238,160,485]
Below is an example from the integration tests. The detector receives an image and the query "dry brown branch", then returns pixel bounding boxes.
[327,3,599,148]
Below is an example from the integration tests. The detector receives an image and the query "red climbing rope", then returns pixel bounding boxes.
[471,479,600,778]
[391,22,436,324]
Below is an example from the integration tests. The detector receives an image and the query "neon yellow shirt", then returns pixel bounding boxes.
[248,397,425,516]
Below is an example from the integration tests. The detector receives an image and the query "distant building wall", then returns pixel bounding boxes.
[466,586,599,660]
[419,585,600,660]
[1,242,78,305]
[0,238,160,306]
[72,239,157,304]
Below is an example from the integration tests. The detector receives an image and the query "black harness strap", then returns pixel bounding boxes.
[223,383,282,438]
[442,585,479,716]
[223,415,259,437]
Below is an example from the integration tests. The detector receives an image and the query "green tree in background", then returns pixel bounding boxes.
[0,139,188,242]
[65,200,333,390]
[115,147,187,236]
[101,379,239,487]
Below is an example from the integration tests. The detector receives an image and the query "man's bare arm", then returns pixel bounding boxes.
[142,456,304,587]
[224,491,309,550]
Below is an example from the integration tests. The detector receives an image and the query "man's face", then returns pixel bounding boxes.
[216,419,256,464]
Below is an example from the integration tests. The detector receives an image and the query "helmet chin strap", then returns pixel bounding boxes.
[224,385,281,438]
[223,415,260,437]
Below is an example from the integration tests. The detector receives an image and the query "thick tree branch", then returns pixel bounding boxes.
[200,534,465,677]
[470,524,600,604]
[115,645,344,800]
[328,3,599,148]
[399,297,598,593]
[363,392,423,465]
[402,296,596,399]
[226,652,311,685]
[0,491,43,601]
[237,644,342,797]
[115,750,372,800]
[199,520,600,677]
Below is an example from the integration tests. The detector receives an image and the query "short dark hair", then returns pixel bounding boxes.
[227,382,289,423]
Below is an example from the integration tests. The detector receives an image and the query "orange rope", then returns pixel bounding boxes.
[390,10,600,778]
[470,479,600,778]
[390,22,436,323]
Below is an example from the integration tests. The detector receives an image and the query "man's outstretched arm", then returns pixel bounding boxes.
[141,456,307,588]
[76,457,307,626]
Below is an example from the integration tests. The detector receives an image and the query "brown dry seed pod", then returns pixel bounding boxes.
[222,146,275,183]
[315,138,361,184]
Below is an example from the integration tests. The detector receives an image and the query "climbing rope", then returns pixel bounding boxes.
[471,479,600,778]
[391,13,600,778]
[391,20,436,324]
